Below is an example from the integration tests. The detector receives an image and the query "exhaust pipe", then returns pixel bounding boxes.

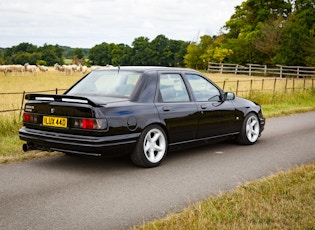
[22,143,37,152]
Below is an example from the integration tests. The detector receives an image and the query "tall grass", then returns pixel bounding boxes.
[0,115,21,136]
[0,116,60,164]
[246,89,315,118]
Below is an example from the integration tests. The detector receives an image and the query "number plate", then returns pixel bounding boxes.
[43,116,67,128]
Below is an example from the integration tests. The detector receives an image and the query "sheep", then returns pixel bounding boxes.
[54,63,62,72]
[54,63,72,75]
[24,63,37,75]
[91,65,113,71]
[7,64,24,76]
[62,65,73,76]
[91,65,101,71]
[77,64,88,74]
[70,64,78,72]
[0,65,9,76]
[37,65,48,72]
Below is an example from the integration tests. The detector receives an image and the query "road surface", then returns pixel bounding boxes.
[1,112,314,229]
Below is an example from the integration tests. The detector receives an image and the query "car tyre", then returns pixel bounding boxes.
[130,125,168,168]
[237,112,260,145]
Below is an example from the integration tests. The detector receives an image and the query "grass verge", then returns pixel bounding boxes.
[133,163,315,230]
[0,117,61,165]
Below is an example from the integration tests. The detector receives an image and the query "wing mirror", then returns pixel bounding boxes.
[224,92,235,100]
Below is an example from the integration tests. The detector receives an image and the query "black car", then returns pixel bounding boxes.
[19,66,265,167]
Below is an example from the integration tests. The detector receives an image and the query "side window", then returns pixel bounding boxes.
[159,74,190,102]
[186,74,221,102]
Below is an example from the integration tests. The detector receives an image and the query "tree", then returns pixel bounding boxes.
[73,48,84,64]
[223,0,293,65]
[273,0,315,66]
[184,42,204,69]
[131,37,153,65]
[38,44,64,65]
[88,42,112,65]
[253,18,283,62]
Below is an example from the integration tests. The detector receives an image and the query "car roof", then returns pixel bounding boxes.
[94,66,199,74]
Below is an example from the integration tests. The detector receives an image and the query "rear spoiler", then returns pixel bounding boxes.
[25,94,97,106]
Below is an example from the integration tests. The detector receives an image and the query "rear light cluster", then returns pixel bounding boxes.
[73,118,108,130]
[23,112,108,130]
[23,113,39,123]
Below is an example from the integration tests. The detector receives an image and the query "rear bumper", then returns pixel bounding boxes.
[19,127,140,157]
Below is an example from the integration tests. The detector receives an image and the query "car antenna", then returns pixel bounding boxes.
[118,65,120,73]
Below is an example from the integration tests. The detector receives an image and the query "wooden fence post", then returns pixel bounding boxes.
[279,65,283,78]
[273,78,277,92]
[293,78,295,92]
[19,91,26,118]
[261,79,264,91]
[297,67,300,78]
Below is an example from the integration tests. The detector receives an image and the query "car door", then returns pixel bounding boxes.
[155,72,199,144]
[185,74,237,138]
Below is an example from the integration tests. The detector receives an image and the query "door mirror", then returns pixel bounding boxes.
[225,92,235,100]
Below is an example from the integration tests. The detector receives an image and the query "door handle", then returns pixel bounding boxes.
[162,106,170,111]
[201,105,207,109]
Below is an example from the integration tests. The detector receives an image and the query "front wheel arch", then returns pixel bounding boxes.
[236,112,260,145]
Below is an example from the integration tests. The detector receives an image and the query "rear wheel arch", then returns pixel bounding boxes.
[130,124,168,168]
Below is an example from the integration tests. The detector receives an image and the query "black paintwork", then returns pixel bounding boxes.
[19,66,265,156]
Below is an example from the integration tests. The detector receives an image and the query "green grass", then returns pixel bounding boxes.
[247,89,315,118]
[0,116,61,165]
[133,163,315,230]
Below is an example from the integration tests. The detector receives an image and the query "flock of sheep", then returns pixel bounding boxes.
[53,63,89,75]
[0,63,90,76]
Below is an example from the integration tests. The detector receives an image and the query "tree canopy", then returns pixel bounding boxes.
[184,0,315,67]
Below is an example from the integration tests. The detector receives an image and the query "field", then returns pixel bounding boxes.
[0,67,86,118]
[1,68,314,118]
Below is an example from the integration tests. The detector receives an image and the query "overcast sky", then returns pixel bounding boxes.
[1,0,243,48]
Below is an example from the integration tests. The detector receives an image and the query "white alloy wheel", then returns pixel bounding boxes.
[143,128,166,163]
[130,125,168,167]
[245,115,260,143]
[236,113,260,145]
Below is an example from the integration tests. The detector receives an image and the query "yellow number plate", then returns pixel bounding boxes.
[43,116,67,128]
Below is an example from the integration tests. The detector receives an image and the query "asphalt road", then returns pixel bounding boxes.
[1,112,314,230]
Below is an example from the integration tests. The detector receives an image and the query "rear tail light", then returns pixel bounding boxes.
[23,113,39,123]
[73,118,107,130]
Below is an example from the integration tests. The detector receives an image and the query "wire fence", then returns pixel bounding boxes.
[1,78,314,117]
[0,88,67,116]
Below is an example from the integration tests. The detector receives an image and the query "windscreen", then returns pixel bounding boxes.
[66,70,142,98]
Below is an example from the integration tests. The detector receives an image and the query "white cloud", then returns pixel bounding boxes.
[0,0,243,48]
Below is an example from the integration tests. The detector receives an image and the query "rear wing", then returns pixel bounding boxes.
[25,94,97,106]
